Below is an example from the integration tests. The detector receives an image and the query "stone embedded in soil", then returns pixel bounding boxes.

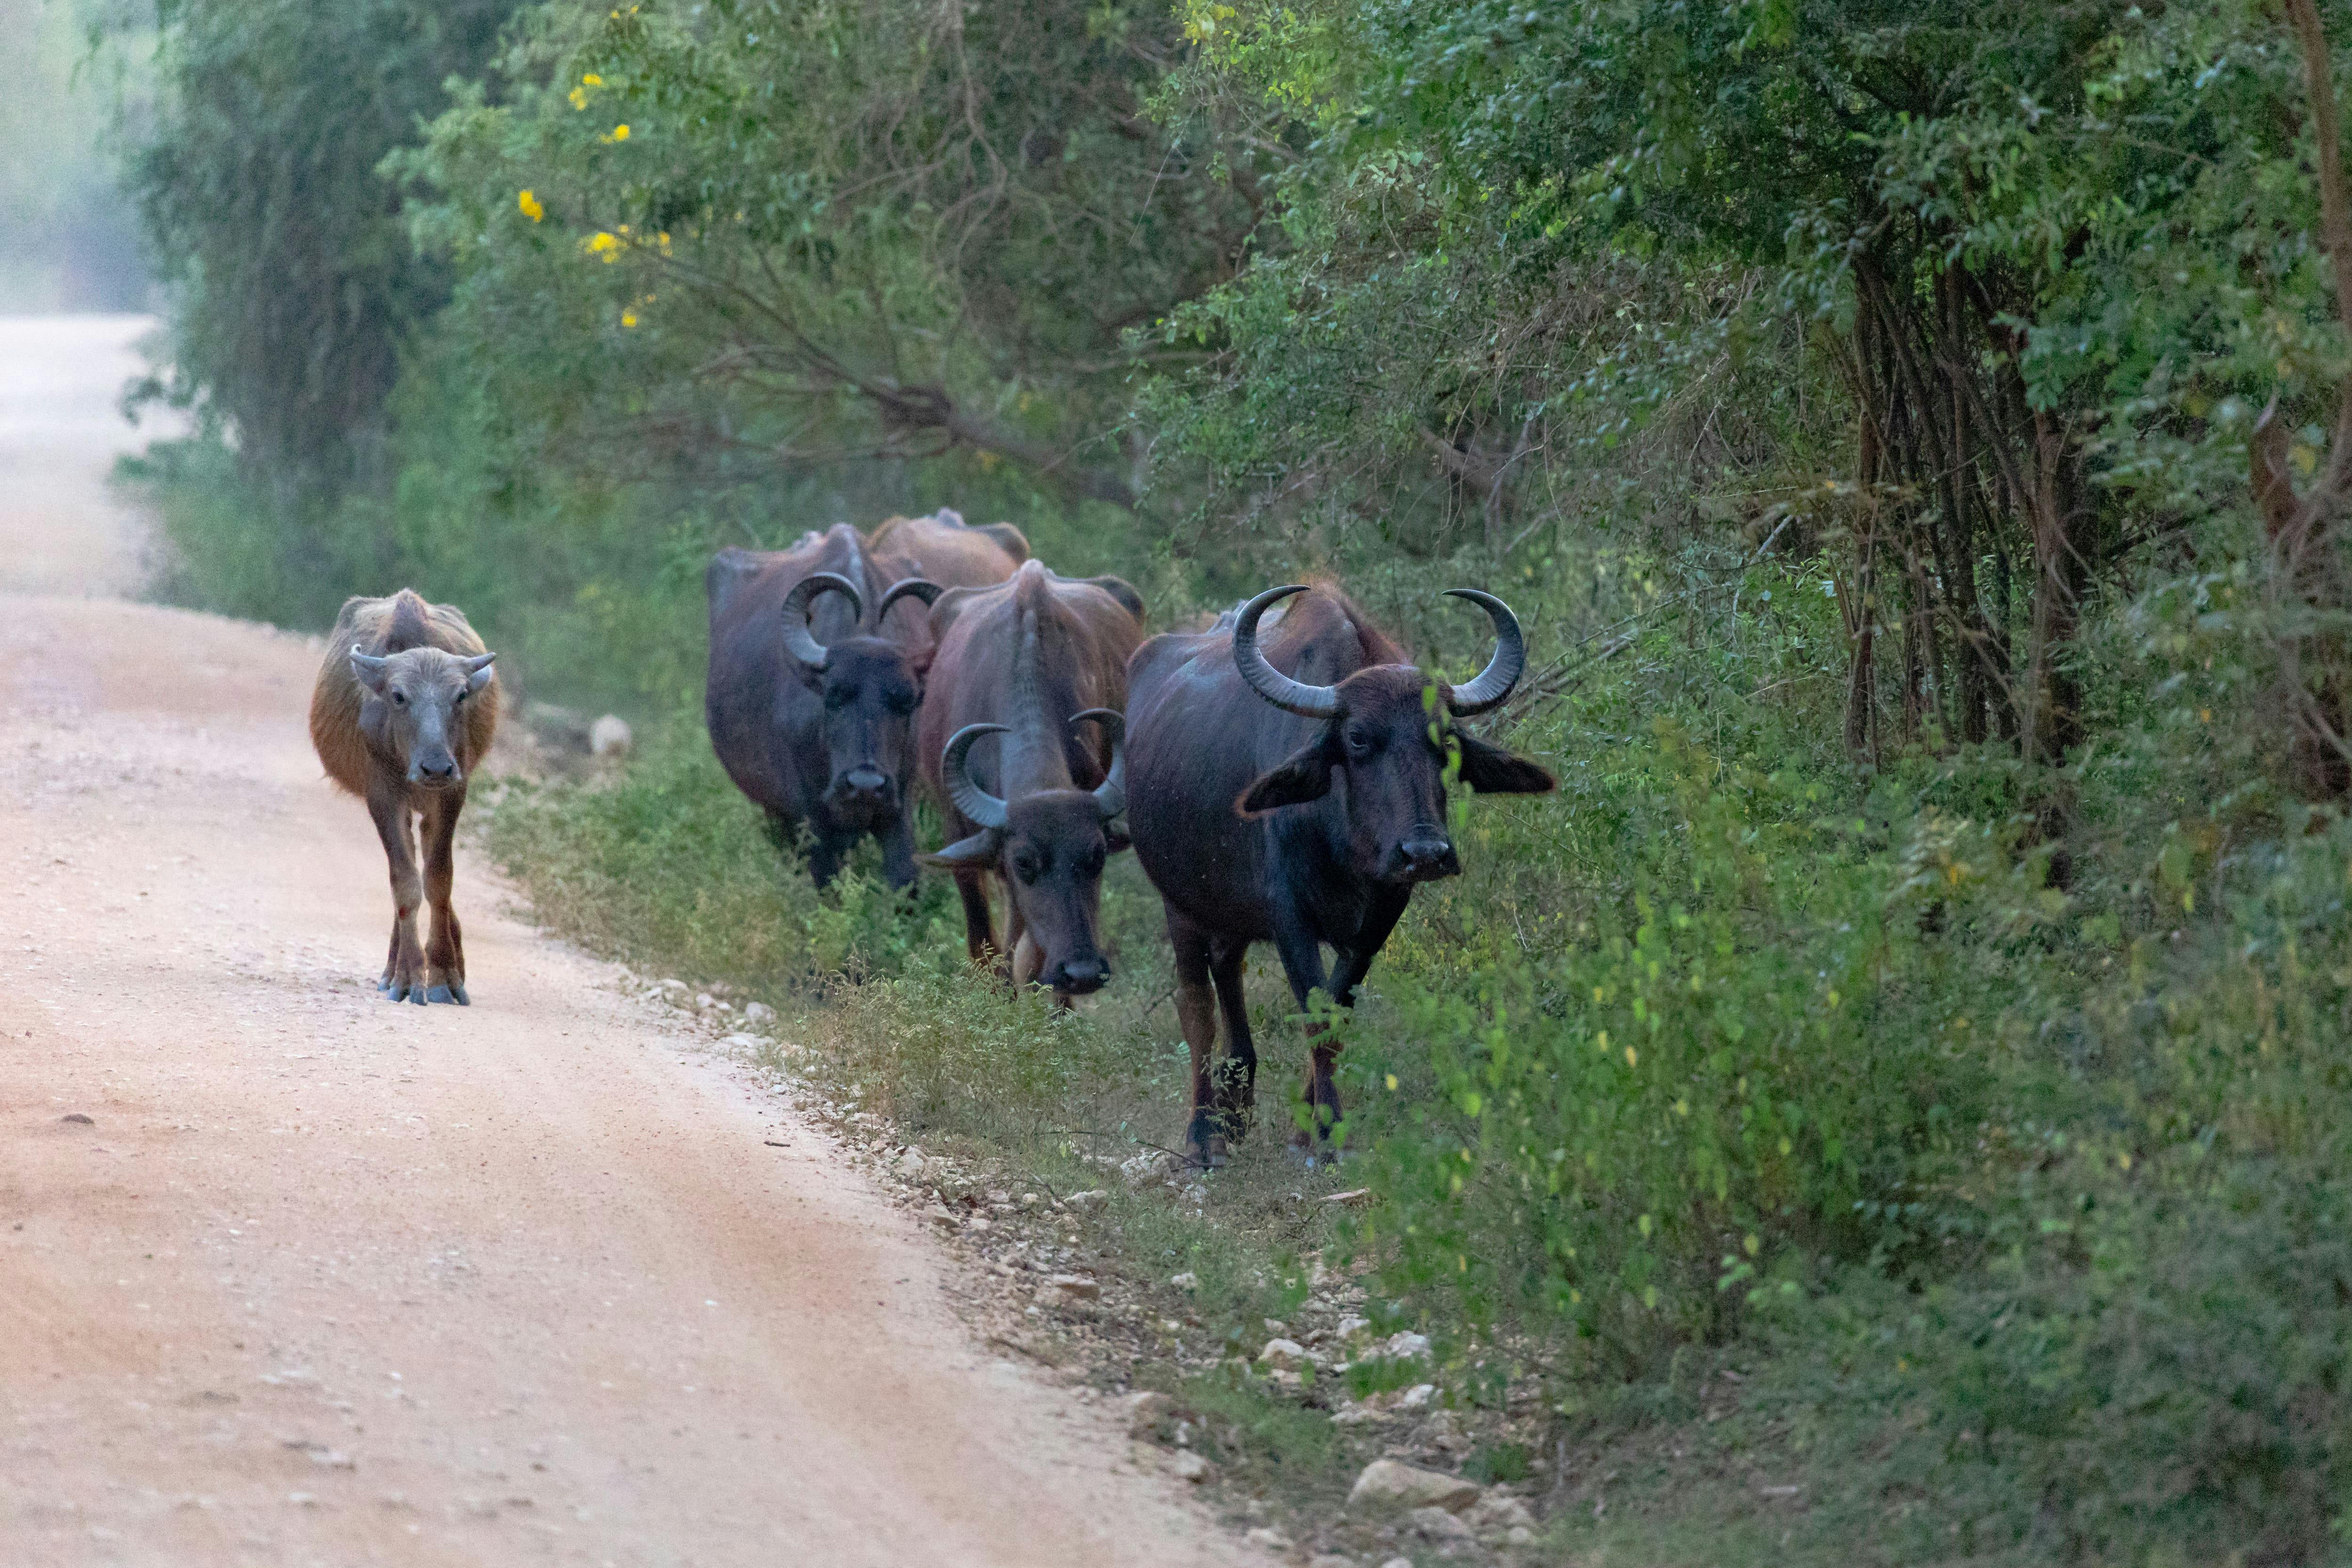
[1407,1505,1477,1546]
[1168,1271,1198,1291]
[1121,1390,1174,1438]
[1168,1449,1213,1483]
[1256,1338,1309,1370]
[742,1000,776,1024]
[1346,1459,1482,1517]
[1244,1526,1293,1550]
[1467,1492,1536,1536]
[1307,1557,1359,1568]
[1381,1330,1431,1361]
[1043,1274,1100,1300]
[59,1113,93,1125]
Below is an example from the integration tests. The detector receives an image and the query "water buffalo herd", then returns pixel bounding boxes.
[705,508,1555,1165]
[317,508,1551,1167]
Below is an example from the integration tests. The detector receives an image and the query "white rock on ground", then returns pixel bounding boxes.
[1043,1274,1100,1300]
[1381,1330,1431,1361]
[1256,1338,1308,1370]
[1168,1450,1212,1483]
[1063,1189,1110,1211]
[588,713,633,758]
[1394,1382,1437,1410]
[1345,1459,1482,1516]
[1308,1557,1360,1568]
[742,1000,776,1024]
[1243,1527,1292,1550]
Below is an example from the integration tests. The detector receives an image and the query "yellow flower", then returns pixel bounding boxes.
[621,309,638,328]
[612,123,630,140]
[517,189,544,222]
[569,85,588,110]
[583,231,620,262]
[582,72,604,86]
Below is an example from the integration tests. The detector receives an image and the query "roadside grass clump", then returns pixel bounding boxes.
[482,732,962,991]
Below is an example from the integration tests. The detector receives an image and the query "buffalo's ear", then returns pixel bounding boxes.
[1104,824,1133,855]
[1237,738,1334,815]
[920,829,1002,871]
[1454,730,1556,795]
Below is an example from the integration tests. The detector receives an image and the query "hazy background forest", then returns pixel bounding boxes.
[86,0,2352,1558]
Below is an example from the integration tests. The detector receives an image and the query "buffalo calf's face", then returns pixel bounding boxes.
[1240,668,1553,884]
[799,641,923,826]
[930,791,1130,995]
[352,646,495,789]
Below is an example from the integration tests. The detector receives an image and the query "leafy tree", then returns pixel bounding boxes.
[399,0,1262,512]
[122,0,518,494]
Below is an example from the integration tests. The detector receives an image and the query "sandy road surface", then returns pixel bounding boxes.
[0,317,1247,1567]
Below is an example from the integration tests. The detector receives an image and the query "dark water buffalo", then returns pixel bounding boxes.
[309,588,500,1005]
[916,560,1145,998]
[705,513,1025,887]
[1125,582,1554,1164]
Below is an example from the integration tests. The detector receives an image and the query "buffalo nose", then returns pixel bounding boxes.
[1398,835,1456,874]
[411,756,460,784]
[842,766,888,797]
[1052,956,1109,995]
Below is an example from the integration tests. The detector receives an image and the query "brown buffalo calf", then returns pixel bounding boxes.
[309,589,499,1005]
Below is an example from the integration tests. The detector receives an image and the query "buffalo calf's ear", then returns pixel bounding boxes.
[1454,730,1556,795]
[1237,739,1334,815]
[920,829,1003,871]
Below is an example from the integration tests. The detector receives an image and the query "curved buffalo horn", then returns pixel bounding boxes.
[1232,585,1343,719]
[349,646,389,674]
[876,577,944,623]
[1070,708,1126,820]
[1440,588,1528,715]
[461,651,496,674]
[780,572,863,671]
[941,722,1010,830]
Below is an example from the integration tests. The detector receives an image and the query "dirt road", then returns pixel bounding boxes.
[0,317,1246,1567]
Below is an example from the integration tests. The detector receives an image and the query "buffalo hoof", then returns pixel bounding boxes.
[1182,1135,1230,1171]
[425,985,453,1005]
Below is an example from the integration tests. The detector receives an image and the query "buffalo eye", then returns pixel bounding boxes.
[884,687,916,717]
[1079,846,1105,878]
[824,683,856,712]
[1344,725,1374,759]
[1012,849,1044,884]
[389,689,407,707]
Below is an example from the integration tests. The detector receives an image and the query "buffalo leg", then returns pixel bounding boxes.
[420,786,470,1005]
[805,832,847,889]
[1208,937,1257,1137]
[877,809,919,892]
[366,780,428,1005]
[1271,914,1343,1156]
[1169,912,1226,1168]
[1296,887,1413,1152]
[953,868,1002,972]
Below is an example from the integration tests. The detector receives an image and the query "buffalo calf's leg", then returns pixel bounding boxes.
[366,781,428,1005]
[1168,913,1225,1168]
[420,787,469,1005]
